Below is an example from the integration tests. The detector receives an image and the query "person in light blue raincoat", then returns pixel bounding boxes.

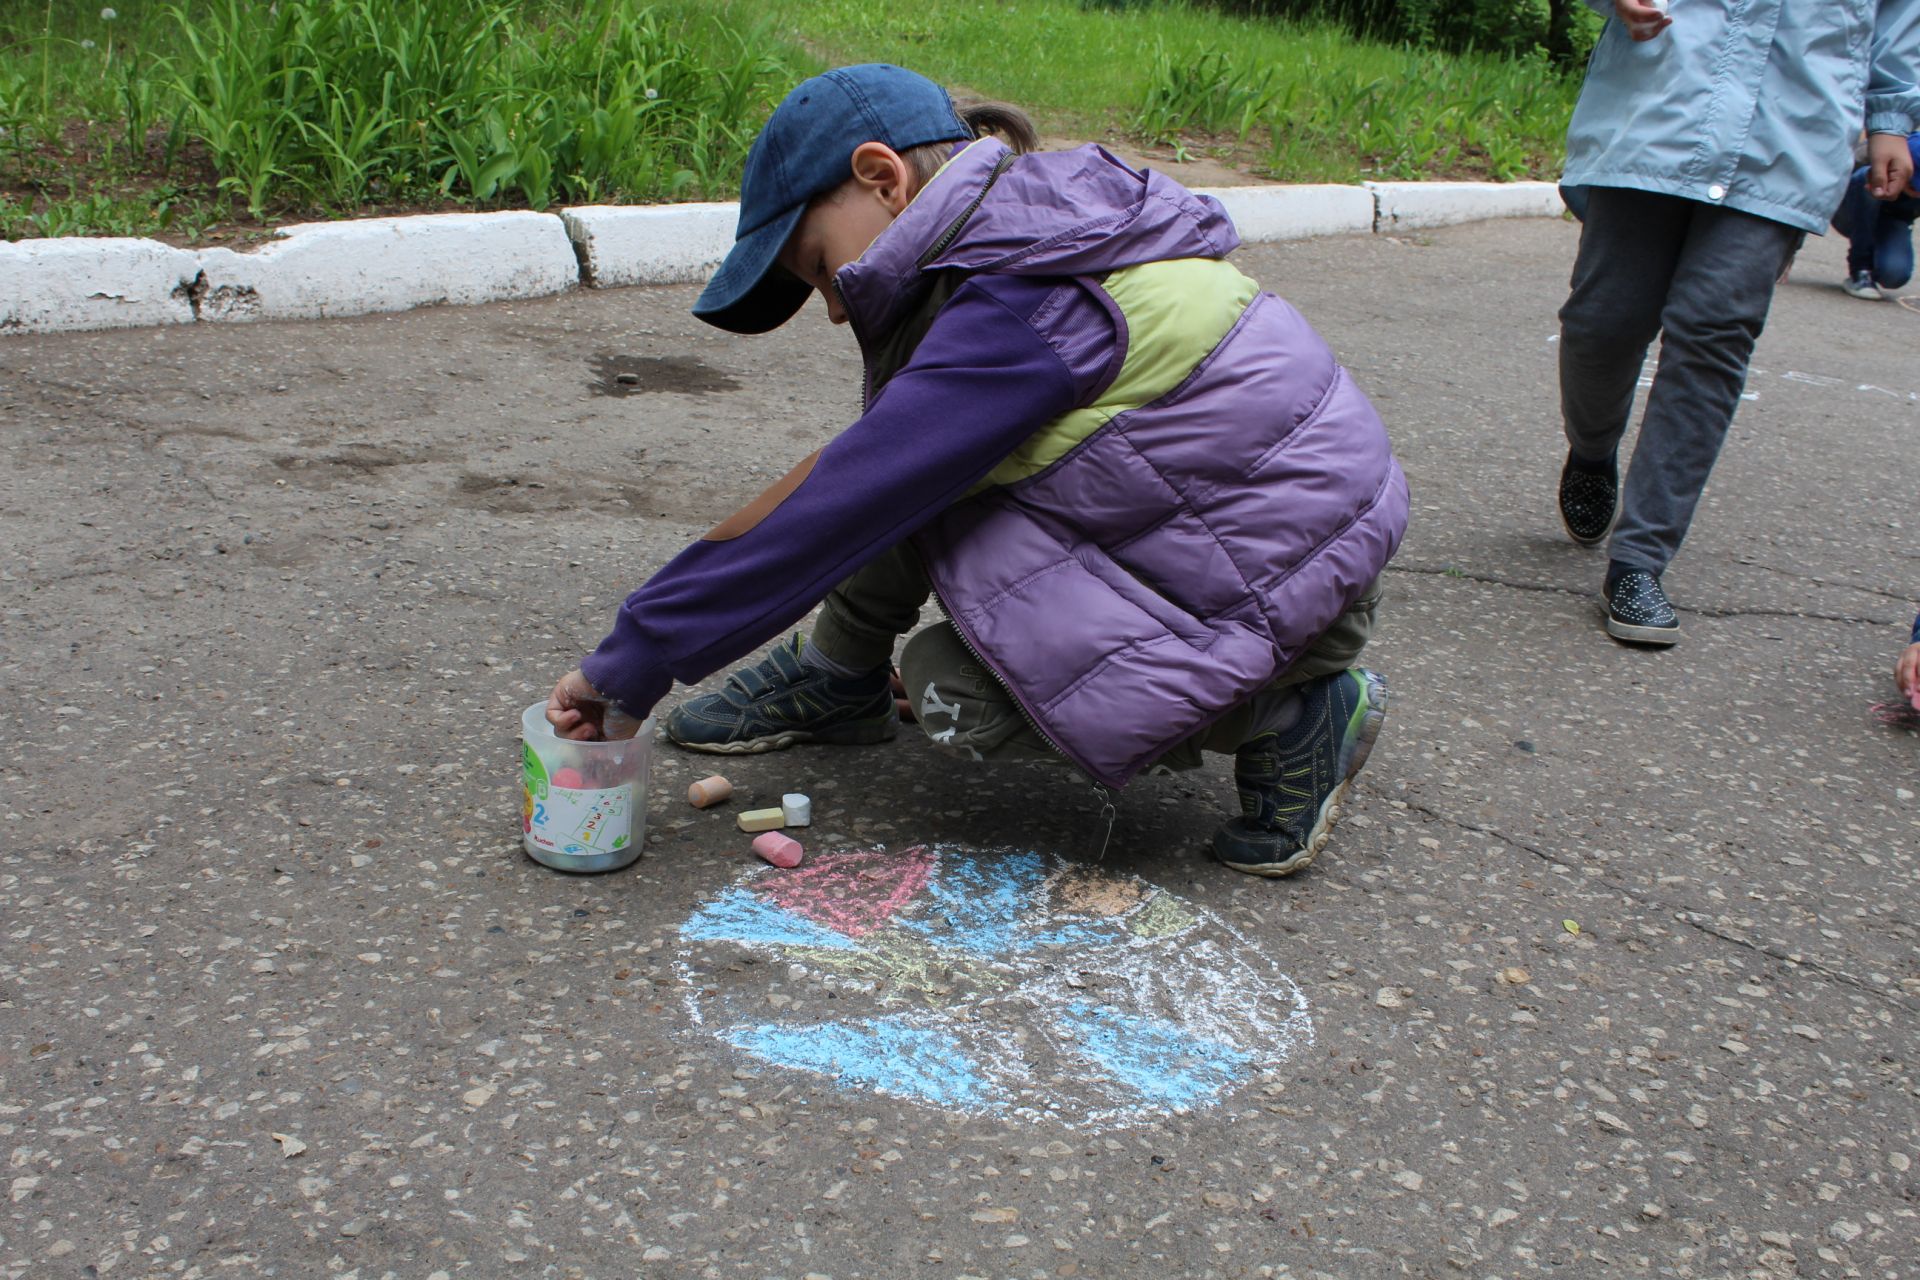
[1550,0,1920,647]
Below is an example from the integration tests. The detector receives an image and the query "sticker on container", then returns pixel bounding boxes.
[524,750,631,857]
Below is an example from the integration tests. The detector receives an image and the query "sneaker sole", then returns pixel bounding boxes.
[1604,616,1681,646]
[1220,673,1388,879]
[1560,502,1616,549]
[668,718,899,755]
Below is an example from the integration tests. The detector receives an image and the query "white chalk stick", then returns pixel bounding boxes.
[780,792,811,827]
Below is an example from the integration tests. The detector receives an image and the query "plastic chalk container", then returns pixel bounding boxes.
[519,702,655,873]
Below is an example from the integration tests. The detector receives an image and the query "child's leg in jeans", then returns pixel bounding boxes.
[805,542,932,674]
[1872,198,1919,290]
[1558,188,1692,468]
[1607,204,1800,575]
[1833,169,1878,277]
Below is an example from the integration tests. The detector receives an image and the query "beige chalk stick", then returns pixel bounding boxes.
[687,775,733,808]
[737,807,785,833]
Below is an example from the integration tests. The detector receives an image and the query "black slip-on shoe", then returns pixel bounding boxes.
[1604,567,1680,646]
[1559,453,1619,548]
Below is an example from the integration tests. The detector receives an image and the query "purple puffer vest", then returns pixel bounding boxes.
[836,140,1410,788]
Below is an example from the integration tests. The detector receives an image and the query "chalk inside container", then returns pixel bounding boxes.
[519,702,655,873]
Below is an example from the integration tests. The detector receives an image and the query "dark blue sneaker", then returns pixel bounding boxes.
[664,634,898,754]
[1212,669,1388,877]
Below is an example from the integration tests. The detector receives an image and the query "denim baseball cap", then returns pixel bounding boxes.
[692,65,970,334]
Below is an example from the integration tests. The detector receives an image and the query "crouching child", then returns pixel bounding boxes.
[547,65,1408,876]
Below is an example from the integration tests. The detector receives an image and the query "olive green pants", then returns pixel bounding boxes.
[812,543,1382,771]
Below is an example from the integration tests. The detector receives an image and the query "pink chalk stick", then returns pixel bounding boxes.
[550,767,586,790]
[752,831,804,869]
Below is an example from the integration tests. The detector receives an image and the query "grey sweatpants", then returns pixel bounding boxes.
[1558,187,1803,574]
[810,540,1381,771]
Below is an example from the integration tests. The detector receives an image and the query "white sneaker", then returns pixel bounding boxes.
[1843,270,1886,300]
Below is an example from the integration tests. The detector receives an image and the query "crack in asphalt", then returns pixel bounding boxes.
[1389,562,1898,627]
[1389,562,1587,599]
[1396,798,1917,1016]
[1728,557,1920,607]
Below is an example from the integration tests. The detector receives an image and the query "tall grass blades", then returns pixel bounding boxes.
[161,0,802,215]
[1135,47,1282,147]
[733,0,1578,186]
[4,0,1577,238]
[0,0,806,235]
[1137,39,1577,183]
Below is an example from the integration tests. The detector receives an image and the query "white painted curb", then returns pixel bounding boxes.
[0,237,199,333]
[1366,180,1565,231]
[2,180,1571,334]
[1194,184,1376,242]
[193,211,579,323]
[561,203,736,288]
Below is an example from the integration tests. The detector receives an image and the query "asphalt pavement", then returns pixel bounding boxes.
[2,216,1917,1280]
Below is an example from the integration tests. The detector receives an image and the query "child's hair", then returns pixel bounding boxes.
[901,100,1038,187]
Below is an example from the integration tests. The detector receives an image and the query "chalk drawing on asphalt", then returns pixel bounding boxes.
[674,844,1314,1127]
[1546,336,1920,404]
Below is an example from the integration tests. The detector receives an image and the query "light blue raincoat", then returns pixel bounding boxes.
[1563,0,1920,232]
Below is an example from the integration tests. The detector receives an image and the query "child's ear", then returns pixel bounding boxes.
[848,142,913,216]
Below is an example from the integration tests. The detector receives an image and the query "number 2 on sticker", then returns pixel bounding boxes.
[532,803,547,825]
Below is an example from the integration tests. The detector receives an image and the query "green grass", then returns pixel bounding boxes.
[1,0,1575,241]
[0,0,811,239]
[720,0,1579,182]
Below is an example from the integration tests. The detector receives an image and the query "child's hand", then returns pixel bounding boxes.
[1897,642,1920,706]
[1617,0,1671,41]
[1867,133,1917,201]
[546,669,642,741]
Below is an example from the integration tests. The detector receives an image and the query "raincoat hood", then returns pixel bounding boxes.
[835,138,1241,342]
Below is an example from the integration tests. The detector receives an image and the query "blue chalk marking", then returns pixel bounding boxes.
[1057,1004,1253,1109]
[727,1016,996,1108]
[680,887,859,953]
[903,847,1051,956]
[1026,919,1136,950]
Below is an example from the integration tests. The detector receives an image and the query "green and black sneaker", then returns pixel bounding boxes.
[664,634,898,754]
[1212,668,1389,877]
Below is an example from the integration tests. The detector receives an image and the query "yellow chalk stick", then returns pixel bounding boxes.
[736,807,785,833]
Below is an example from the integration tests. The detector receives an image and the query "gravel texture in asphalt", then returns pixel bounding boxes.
[3,217,1917,1279]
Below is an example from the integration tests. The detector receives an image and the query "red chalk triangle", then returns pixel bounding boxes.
[751,846,934,939]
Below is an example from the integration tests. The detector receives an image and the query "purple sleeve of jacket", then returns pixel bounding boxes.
[578,275,1119,717]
